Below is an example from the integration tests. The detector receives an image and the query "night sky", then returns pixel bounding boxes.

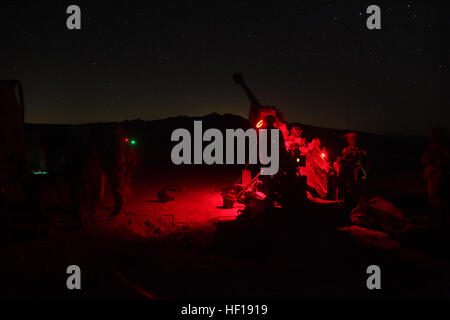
[1,1,448,136]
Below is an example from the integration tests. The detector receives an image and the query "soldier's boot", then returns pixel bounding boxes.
[110,172,129,216]
[110,189,125,216]
[0,186,5,217]
[110,206,125,217]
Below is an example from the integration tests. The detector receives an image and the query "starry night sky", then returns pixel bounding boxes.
[1,1,448,136]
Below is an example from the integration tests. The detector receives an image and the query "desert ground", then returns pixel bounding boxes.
[1,114,450,299]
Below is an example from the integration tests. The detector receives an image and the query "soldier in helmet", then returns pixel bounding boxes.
[0,81,27,216]
[102,125,137,217]
[258,115,283,201]
[422,126,450,224]
[338,132,368,211]
[26,127,48,221]
[78,125,104,224]
[261,115,307,207]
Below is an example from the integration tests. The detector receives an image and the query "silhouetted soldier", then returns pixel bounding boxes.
[285,125,306,154]
[338,132,368,211]
[102,125,137,216]
[0,80,27,215]
[26,127,48,221]
[78,125,103,221]
[259,115,280,201]
[422,126,450,224]
[59,126,85,228]
[264,115,287,159]
[262,115,307,207]
[60,125,105,227]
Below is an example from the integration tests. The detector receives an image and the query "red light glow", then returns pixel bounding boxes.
[252,108,331,198]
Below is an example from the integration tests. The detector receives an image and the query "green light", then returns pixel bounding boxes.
[130,140,136,145]
[32,171,48,175]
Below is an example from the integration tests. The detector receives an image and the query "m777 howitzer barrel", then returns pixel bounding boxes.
[233,73,282,128]
[233,73,262,108]
[233,73,263,127]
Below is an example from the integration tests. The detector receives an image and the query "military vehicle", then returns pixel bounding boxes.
[0,80,27,213]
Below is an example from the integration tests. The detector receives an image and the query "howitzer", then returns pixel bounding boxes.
[233,73,283,128]
[232,73,262,108]
[0,80,27,186]
[232,73,332,200]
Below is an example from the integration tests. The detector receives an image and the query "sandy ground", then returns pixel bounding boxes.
[1,170,450,299]
[1,172,246,299]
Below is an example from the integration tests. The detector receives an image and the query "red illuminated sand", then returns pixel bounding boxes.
[90,170,245,238]
[132,185,243,225]
[3,169,450,300]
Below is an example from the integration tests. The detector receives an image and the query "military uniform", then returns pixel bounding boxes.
[102,126,137,216]
[339,141,368,211]
[422,138,450,223]
[26,128,48,220]
[0,81,27,216]
[79,126,104,215]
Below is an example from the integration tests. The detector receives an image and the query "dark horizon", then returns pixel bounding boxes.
[2,1,449,136]
[23,111,430,139]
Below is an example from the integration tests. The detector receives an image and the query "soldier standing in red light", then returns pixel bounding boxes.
[26,127,48,221]
[0,81,27,216]
[422,127,450,224]
[338,132,368,211]
[72,124,137,225]
[285,125,307,155]
[103,125,137,217]
[79,125,104,220]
